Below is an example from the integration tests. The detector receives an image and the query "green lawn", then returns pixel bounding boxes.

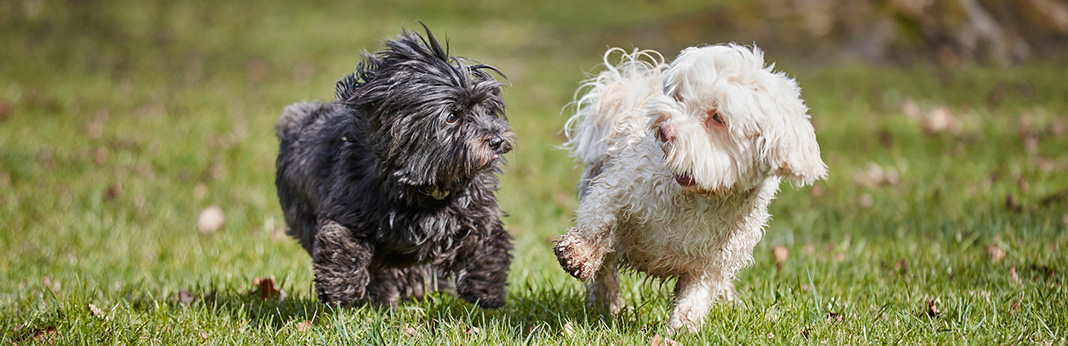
[1,1,1066,344]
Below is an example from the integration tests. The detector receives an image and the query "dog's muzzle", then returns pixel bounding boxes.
[486,134,513,159]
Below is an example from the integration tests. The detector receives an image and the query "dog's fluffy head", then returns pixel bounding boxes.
[335,24,513,189]
[651,44,826,194]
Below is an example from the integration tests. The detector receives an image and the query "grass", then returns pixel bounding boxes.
[1,0,1066,344]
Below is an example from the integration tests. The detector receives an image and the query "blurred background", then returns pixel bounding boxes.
[1,0,1067,342]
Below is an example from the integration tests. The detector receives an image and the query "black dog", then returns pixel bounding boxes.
[274,24,514,308]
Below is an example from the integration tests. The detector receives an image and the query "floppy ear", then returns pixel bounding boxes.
[764,113,827,186]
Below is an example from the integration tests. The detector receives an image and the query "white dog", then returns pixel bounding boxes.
[554,45,827,332]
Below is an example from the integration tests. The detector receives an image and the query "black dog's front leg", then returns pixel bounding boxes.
[312,220,373,305]
[453,224,512,309]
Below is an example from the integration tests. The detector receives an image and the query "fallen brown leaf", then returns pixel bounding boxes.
[197,206,225,233]
[853,163,901,188]
[86,303,107,319]
[985,245,1006,262]
[175,289,195,307]
[896,258,909,275]
[250,276,285,300]
[0,99,12,122]
[85,119,105,139]
[199,330,209,341]
[772,246,788,271]
[1010,267,1020,284]
[93,147,108,165]
[926,296,941,317]
[401,323,417,336]
[103,183,123,201]
[826,312,843,322]
[922,106,960,135]
[32,326,57,344]
[1010,294,1024,315]
[296,321,313,332]
[900,98,920,120]
[465,326,480,336]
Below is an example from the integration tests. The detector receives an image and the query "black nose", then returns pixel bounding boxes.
[487,135,509,153]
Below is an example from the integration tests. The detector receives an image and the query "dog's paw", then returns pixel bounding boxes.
[553,230,603,281]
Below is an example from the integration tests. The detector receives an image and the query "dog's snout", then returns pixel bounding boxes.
[487,135,511,154]
[657,124,675,143]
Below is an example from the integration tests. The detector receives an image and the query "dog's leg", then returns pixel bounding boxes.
[312,220,373,305]
[366,266,437,308]
[586,253,622,315]
[452,223,512,309]
[666,272,727,334]
[554,178,622,281]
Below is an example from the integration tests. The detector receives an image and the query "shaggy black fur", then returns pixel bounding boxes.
[274,24,514,308]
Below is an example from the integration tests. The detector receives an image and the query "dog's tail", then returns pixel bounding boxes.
[276,101,329,142]
[563,48,668,166]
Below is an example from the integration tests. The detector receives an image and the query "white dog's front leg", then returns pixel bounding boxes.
[666,273,730,333]
[554,178,623,281]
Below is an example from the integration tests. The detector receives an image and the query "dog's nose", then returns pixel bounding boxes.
[487,135,510,153]
[657,124,675,143]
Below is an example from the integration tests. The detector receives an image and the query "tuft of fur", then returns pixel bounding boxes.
[555,45,826,332]
[275,24,514,309]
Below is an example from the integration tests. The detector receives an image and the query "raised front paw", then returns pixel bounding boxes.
[553,229,605,281]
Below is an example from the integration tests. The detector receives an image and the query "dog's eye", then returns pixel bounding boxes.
[446,113,459,124]
[708,109,724,125]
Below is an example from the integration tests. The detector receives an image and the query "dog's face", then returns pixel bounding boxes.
[650,44,826,195]
[339,28,513,190]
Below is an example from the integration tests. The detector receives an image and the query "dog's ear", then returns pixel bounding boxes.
[764,112,827,186]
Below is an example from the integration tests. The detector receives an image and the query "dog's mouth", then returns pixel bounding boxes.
[674,173,696,187]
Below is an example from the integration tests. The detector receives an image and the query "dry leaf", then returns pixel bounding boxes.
[103,183,123,201]
[199,330,209,341]
[197,206,225,233]
[900,98,920,120]
[650,334,680,346]
[175,289,195,306]
[985,246,1006,262]
[250,276,285,299]
[1005,194,1022,212]
[0,100,12,122]
[86,303,107,319]
[922,106,960,135]
[1010,267,1020,284]
[401,323,417,336]
[896,258,909,275]
[296,321,313,332]
[826,312,843,322]
[32,326,57,344]
[1010,294,1024,315]
[853,163,900,188]
[465,326,480,336]
[926,296,941,317]
[561,321,574,337]
[772,246,788,271]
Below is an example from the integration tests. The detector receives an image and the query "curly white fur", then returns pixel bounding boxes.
[555,45,827,333]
